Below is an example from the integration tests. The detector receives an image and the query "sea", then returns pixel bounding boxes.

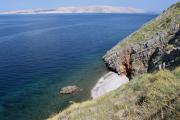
[0,13,156,120]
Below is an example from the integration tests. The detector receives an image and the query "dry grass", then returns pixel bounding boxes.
[111,2,180,50]
[47,2,180,120]
[47,67,180,120]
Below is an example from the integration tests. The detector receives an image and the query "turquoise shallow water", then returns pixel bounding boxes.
[0,14,156,120]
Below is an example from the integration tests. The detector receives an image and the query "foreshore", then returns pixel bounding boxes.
[91,72,129,99]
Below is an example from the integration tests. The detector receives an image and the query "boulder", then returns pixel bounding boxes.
[60,86,80,94]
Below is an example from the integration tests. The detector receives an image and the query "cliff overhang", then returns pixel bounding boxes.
[103,2,180,78]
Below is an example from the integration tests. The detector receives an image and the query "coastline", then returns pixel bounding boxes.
[46,2,180,119]
[91,72,129,99]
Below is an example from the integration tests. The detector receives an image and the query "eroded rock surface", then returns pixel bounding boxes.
[103,3,180,78]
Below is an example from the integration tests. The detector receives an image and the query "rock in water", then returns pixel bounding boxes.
[60,86,80,94]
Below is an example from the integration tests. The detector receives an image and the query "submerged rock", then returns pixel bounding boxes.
[60,86,80,94]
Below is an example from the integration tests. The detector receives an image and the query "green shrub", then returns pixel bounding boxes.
[165,44,174,51]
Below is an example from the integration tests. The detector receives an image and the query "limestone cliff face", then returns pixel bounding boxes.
[103,2,180,78]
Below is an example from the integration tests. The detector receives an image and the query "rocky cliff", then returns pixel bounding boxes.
[103,2,180,78]
[47,2,180,120]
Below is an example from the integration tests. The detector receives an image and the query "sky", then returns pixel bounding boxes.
[0,0,179,13]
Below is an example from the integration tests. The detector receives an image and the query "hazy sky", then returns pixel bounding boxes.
[0,0,179,13]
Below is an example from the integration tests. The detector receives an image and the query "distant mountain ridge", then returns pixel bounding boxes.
[0,6,145,14]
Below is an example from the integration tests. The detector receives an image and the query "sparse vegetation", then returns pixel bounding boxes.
[47,2,180,120]
[165,44,174,51]
[112,2,180,49]
[47,67,180,120]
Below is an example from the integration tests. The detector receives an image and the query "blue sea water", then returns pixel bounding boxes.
[0,14,156,120]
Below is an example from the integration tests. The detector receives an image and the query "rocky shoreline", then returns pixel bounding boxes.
[91,72,129,99]
[47,2,180,120]
[103,3,180,78]
[91,2,180,99]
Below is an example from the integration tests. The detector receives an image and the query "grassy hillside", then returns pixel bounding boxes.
[112,2,180,50]
[103,2,180,77]
[48,67,180,120]
[47,2,180,120]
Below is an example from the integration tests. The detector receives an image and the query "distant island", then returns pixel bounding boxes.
[0,6,145,14]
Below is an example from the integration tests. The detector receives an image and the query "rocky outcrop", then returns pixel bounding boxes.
[103,3,180,78]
